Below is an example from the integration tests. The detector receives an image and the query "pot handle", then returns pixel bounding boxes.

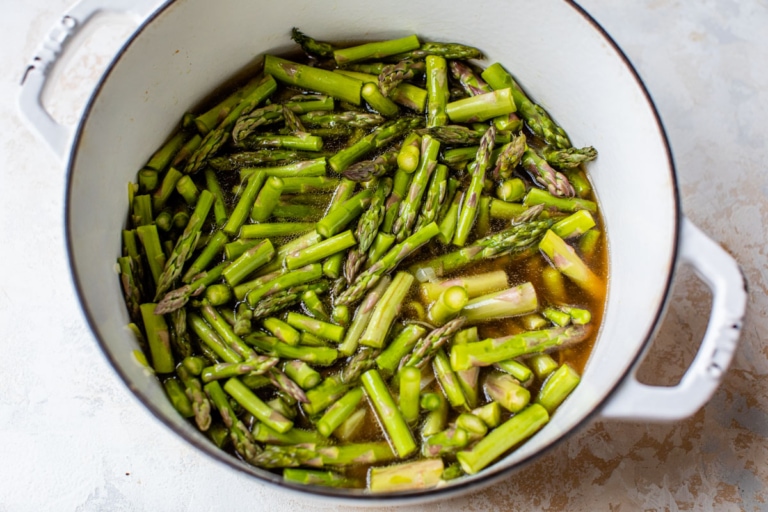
[600,217,746,421]
[18,0,161,160]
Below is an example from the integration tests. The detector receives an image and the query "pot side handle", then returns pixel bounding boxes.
[18,0,162,160]
[599,217,747,422]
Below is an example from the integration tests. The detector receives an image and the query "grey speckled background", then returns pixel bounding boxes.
[1,0,766,510]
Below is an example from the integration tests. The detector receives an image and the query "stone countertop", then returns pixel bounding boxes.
[1,1,766,510]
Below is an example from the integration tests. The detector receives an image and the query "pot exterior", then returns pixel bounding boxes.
[65,0,678,502]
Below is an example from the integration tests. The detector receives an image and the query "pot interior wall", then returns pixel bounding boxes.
[67,0,677,496]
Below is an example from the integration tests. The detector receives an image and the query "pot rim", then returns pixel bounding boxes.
[64,0,681,502]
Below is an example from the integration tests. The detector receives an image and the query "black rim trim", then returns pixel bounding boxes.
[64,0,681,502]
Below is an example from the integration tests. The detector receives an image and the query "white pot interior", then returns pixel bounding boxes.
[66,0,678,500]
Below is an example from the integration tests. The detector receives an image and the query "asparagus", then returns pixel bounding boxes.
[421,391,448,438]
[397,132,421,173]
[543,307,571,327]
[536,363,581,413]
[457,404,549,475]
[492,133,527,179]
[433,349,468,410]
[427,287,469,326]
[378,58,426,97]
[245,264,323,307]
[285,230,357,270]
[521,148,575,198]
[437,188,462,244]
[539,230,603,297]
[361,369,417,458]
[414,163,448,233]
[454,125,496,246]
[189,312,241,363]
[164,377,194,418]
[283,359,322,390]
[496,178,526,203]
[223,377,293,433]
[420,270,508,302]
[450,60,492,97]
[152,167,183,212]
[409,216,552,278]
[400,316,466,371]
[345,178,391,282]
[426,55,449,128]
[369,458,444,493]
[251,441,396,468]
[204,381,261,462]
[132,194,153,227]
[450,324,589,371]
[200,302,257,361]
[252,423,330,446]
[489,199,527,220]
[462,282,538,323]
[333,408,367,442]
[136,224,166,289]
[223,171,266,237]
[446,88,516,124]
[240,222,315,239]
[355,271,412,348]
[118,257,141,320]
[301,289,330,322]
[528,353,560,379]
[342,148,399,182]
[204,284,232,306]
[283,469,357,488]
[336,222,440,306]
[300,110,386,129]
[245,332,338,366]
[381,168,412,234]
[139,303,174,373]
[551,210,596,239]
[472,402,503,428]
[265,55,362,105]
[250,281,331,320]
[328,117,422,172]
[200,355,279,383]
[484,372,531,413]
[333,35,420,66]
[302,376,351,416]
[579,228,602,258]
[145,132,184,172]
[285,312,345,343]
[185,74,278,173]
[543,145,598,169]
[481,63,571,150]
[316,189,373,238]
[398,366,422,426]
[455,413,488,441]
[291,28,335,58]
[393,135,440,241]
[268,367,309,404]
[390,42,483,61]
[317,387,364,437]
[337,275,390,356]
[221,239,275,287]
[495,359,534,386]
[209,149,304,170]
[362,82,400,117]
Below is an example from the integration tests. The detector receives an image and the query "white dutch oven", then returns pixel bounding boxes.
[20,0,747,504]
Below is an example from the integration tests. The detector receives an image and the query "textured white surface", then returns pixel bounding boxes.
[1,1,767,510]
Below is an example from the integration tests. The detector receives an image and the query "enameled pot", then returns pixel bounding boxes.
[19,0,747,505]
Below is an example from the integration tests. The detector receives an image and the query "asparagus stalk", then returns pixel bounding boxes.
[536,363,581,413]
[400,317,466,371]
[471,402,503,428]
[361,369,417,458]
[136,224,166,288]
[492,133,527,179]
[437,189,462,244]
[209,149,304,170]
[454,125,496,246]
[413,163,448,233]
[302,375,351,416]
[285,312,345,343]
[422,426,469,457]
[433,349,468,411]
[245,264,323,307]
[221,239,275,287]
[528,353,560,379]
[223,377,293,433]
[369,458,444,493]
[200,302,257,361]
[163,377,194,418]
[252,422,330,446]
[245,332,338,366]
[265,55,363,105]
[495,359,534,386]
[393,135,441,241]
[268,367,309,404]
[446,88,516,123]
[420,392,448,438]
[283,469,357,488]
[426,55,449,128]
[301,289,330,322]
[427,287,469,327]
[152,167,183,212]
[390,42,483,61]
[362,82,400,117]
[263,317,301,346]
[420,270,509,302]
[481,63,572,150]
[200,355,279,383]
[359,271,414,348]
[291,28,335,58]
[450,60,492,96]
[342,148,399,182]
[398,366,422,426]
[317,387,364,437]
[551,210,597,239]
[461,282,538,323]
[283,359,322,389]
[250,281,331,320]
[449,324,589,371]
[484,372,531,413]
[145,132,184,172]
[457,404,549,475]
[336,222,440,306]
[300,110,385,129]
[204,381,260,462]
[539,230,603,297]
[543,145,598,169]
[285,230,357,270]
[139,303,174,373]
[345,178,391,282]
[334,35,420,66]
[240,222,315,239]
[522,148,575,198]
[378,58,426,97]
[496,178,526,202]
[316,189,373,238]
[188,312,241,363]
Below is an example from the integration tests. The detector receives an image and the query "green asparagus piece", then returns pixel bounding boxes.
[454,125,496,246]
[223,377,293,433]
[378,58,426,97]
[131,194,153,227]
[342,148,399,182]
[204,283,232,306]
[285,230,357,270]
[193,75,267,135]
[401,316,466,371]
[291,28,335,58]
[552,210,596,239]
[152,167,183,212]
[529,352,560,379]
[427,286,468,326]
[285,312,345,343]
[163,377,194,418]
[396,132,421,173]
[579,229,602,259]
[426,55,449,128]
[200,302,258,361]
[250,281,331,320]
[301,289,330,322]
[358,271,413,348]
[221,239,275,287]
[336,222,439,306]
[146,131,184,172]
[543,307,571,327]
[204,381,260,462]
[433,349,468,411]
[393,135,440,241]
[419,270,509,302]
[543,145,598,169]
[420,391,448,437]
[437,188,462,244]
[367,232,396,264]
[265,55,362,105]
[263,317,301,346]
[328,117,422,172]
[457,403,549,475]
[209,149,304,170]
[521,148,575,197]
[302,375,351,416]
[300,110,385,129]
[317,387,364,437]
[139,303,174,373]
[497,178,526,202]
[182,231,228,284]
[485,372,531,413]
[409,216,552,278]
[245,332,338,366]
[536,363,581,413]
[449,60,492,96]
[362,82,399,117]
[118,257,141,320]
[471,401,503,428]
[283,359,322,390]
[240,222,314,239]
[481,63,571,150]
[381,168,412,233]
[188,312,241,363]
[495,359,534,386]
[390,42,483,61]
[200,355,279,383]
[369,458,444,493]
[223,171,266,237]
[361,369,417,458]
[246,264,323,306]
[450,324,589,371]
[172,135,202,167]
[283,468,357,488]
[413,163,448,233]
[268,367,309,404]
[175,175,199,206]
[462,282,538,323]
[345,178,391,282]
[334,35,420,66]
[316,189,372,238]
[446,88,516,124]
[252,422,330,446]
[398,366,422,426]
[249,176,283,222]
[539,229,602,297]
[136,224,166,288]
